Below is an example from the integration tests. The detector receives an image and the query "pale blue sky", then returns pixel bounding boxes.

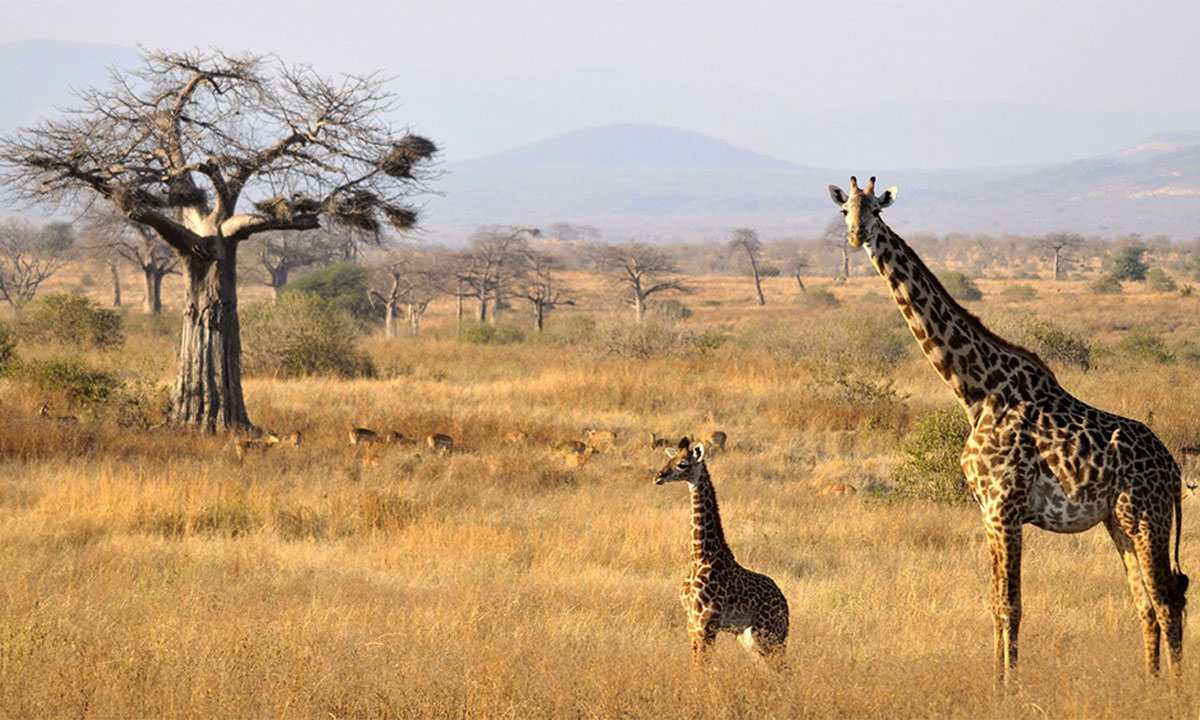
[3,0,1198,167]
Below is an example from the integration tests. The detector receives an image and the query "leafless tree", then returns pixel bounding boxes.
[82,208,179,313]
[823,216,851,279]
[790,252,810,291]
[729,227,766,306]
[251,230,337,297]
[0,50,437,431]
[1037,232,1084,281]
[457,226,538,323]
[592,241,690,322]
[369,248,440,337]
[512,248,573,331]
[0,219,63,313]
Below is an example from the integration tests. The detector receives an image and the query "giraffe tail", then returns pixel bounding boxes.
[1174,472,1189,610]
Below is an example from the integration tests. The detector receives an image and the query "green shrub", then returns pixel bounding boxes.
[23,356,121,407]
[1089,275,1123,294]
[1110,244,1149,281]
[282,264,375,321]
[996,313,1092,371]
[1145,268,1177,293]
[651,299,692,321]
[938,271,982,301]
[459,322,526,345]
[755,265,781,277]
[797,287,838,307]
[1115,326,1172,364]
[1000,283,1037,301]
[1181,284,1195,298]
[0,322,16,375]
[242,293,374,378]
[891,408,972,505]
[21,293,122,348]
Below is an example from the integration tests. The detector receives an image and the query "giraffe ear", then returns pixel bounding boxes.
[828,185,848,205]
[692,443,705,462]
[663,447,676,458]
[878,186,898,208]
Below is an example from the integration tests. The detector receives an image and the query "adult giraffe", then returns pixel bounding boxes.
[828,176,1187,687]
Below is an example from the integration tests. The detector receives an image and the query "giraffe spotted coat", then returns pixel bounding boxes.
[830,176,1187,686]
[655,438,789,667]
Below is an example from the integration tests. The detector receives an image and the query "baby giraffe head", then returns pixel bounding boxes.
[827,176,898,248]
[655,436,706,485]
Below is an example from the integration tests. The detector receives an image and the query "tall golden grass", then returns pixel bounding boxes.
[1,268,1199,717]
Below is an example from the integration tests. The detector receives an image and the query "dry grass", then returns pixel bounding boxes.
[2,267,1200,717]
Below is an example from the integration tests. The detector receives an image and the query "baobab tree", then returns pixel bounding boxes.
[0,219,62,314]
[0,50,437,431]
[1037,232,1084,281]
[251,230,337,297]
[455,226,538,323]
[592,241,690,322]
[729,227,766,305]
[82,208,179,313]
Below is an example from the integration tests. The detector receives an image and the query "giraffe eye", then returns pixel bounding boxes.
[840,210,848,216]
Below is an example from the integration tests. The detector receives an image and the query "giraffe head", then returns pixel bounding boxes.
[827,176,899,248]
[655,437,706,485]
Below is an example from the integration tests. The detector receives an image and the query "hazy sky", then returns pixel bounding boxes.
[3,0,1199,167]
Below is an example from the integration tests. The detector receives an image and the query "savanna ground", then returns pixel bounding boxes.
[3,262,1200,718]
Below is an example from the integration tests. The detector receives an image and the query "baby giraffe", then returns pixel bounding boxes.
[656,437,789,669]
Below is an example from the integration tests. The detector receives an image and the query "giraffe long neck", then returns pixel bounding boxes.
[689,467,733,564]
[864,224,1056,422]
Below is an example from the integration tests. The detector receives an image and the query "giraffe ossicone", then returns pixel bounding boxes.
[829,177,1188,686]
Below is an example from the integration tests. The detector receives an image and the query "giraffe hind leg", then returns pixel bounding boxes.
[1104,516,1161,677]
[1130,522,1185,677]
[738,626,788,672]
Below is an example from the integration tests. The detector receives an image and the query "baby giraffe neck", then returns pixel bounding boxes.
[689,466,732,563]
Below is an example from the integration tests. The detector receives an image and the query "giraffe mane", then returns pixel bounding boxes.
[885,226,1059,382]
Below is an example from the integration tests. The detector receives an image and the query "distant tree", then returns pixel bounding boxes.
[0,49,437,431]
[458,226,539,323]
[40,222,75,254]
[512,248,572,331]
[729,227,766,306]
[82,209,178,313]
[823,216,851,279]
[1111,243,1150,281]
[251,230,337,297]
[0,219,63,314]
[547,221,601,242]
[283,264,374,321]
[592,241,690,323]
[369,248,440,337]
[790,252,810,291]
[1036,232,1084,281]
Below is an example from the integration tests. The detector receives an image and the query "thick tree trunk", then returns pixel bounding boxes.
[477,297,488,323]
[269,264,288,297]
[109,262,122,307]
[383,299,396,339]
[750,256,765,306]
[635,294,647,323]
[169,248,250,432]
[841,245,850,279]
[534,303,545,331]
[142,266,164,314]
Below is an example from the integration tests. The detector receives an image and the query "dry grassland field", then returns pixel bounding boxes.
[3,262,1200,718]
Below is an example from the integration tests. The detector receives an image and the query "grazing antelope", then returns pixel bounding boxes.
[233,432,280,462]
[656,437,789,670]
[699,430,727,452]
[565,444,595,469]
[283,430,302,447]
[348,427,381,446]
[584,428,618,449]
[553,439,591,454]
[819,483,857,496]
[504,430,529,444]
[39,403,78,423]
[649,432,672,449]
[388,431,416,445]
[427,433,454,453]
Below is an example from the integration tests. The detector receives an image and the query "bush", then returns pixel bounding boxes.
[597,321,695,360]
[691,330,731,355]
[21,293,122,348]
[282,264,375,321]
[1089,275,1123,294]
[1000,284,1037,301]
[1145,268,1177,293]
[542,314,596,345]
[891,408,972,505]
[996,313,1092,371]
[23,356,121,407]
[242,293,374,378]
[1115,326,1172,364]
[755,265,781,277]
[1110,244,1149,281]
[0,322,15,375]
[797,287,838,307]
[459,322,526,345]
[651,299,692,321]
[938,271,982,301]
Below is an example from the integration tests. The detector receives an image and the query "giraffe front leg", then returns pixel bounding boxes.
[1104,517,1160,677]
[985,518,1022,690]
[689,618,717,668]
